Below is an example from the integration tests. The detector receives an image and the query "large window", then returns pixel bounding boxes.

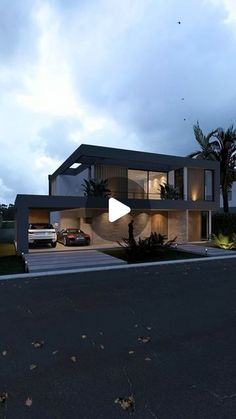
[128,170,148,199]
[204,170,214,201]
[128,170,167,199]
[148,171,167,199]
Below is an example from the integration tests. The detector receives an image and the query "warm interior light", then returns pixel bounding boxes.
[191,192,198,201]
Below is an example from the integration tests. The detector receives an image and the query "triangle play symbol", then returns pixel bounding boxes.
[108,198,131,222]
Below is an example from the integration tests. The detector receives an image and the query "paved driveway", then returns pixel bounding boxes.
[24,249,126,272]
[1,259,236,418]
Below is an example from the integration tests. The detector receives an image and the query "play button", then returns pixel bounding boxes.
[108,198,131,222]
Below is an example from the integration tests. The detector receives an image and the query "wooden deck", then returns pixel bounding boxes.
[23,250,126,273]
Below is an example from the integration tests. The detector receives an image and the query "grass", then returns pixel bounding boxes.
[0,243,25,275]
[102,247,205,263]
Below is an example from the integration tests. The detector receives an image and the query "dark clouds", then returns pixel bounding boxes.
[0,0,236,203]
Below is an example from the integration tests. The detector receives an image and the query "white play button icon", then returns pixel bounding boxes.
[108,198,131,222]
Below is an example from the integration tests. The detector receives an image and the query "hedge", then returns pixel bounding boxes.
[212,213,236,237]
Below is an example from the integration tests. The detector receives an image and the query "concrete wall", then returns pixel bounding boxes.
[90,211,151,244]
[168,211,187,243]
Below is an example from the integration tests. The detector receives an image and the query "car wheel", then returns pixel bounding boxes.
[63,237,67,246]
[51,242,57,248]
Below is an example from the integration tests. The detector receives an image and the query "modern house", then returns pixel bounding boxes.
[15,144,220,254]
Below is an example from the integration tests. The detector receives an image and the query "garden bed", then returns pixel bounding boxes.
[102,247,205,263]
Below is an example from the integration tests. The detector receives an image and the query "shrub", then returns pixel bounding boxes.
[212,233,236,249]
[1,221,15,229]
[118,232,177,261]
[159,183,180,200]
[212,213,236,237]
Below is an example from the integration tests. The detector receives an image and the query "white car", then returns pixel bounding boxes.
[28,223,57,248]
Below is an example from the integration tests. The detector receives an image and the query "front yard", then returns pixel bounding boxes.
[102,247,205,263]
[0,243,25,275]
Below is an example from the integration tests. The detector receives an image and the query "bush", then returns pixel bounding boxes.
[212,213,236,237]
[1,221,15,229]
[212,233,236,249]
[118,232,177,261]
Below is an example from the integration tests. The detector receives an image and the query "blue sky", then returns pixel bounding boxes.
[0,0,236,203]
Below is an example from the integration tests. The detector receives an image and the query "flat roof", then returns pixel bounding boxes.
[50,144,219,178]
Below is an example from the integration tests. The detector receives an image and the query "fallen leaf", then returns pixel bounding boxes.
[114,394,135,411]
[81,335,87,339]
[138,336,151,343]
[146,326,152,330]
[70,356,77,363]
[0,392,8,404]
[2,351,7,356]
[52,350,58,355]
[25,397,33,407]
[32,340,44,348]
[128,350,135,355]
[30,364,37,371]
[100,344,104,350]
[145,357,151,361]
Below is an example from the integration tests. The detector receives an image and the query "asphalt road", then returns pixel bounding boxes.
[1,259,236,419]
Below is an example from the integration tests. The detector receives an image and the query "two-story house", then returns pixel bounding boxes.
[15,144,220,254]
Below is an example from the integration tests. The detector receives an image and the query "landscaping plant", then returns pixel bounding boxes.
[118,232,177,261]
[212,233,236,250]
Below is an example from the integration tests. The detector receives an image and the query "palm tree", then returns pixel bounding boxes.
[188,122,218,159]
[210,126,236,213]
[82,178,111,198]
[189,122,236,213]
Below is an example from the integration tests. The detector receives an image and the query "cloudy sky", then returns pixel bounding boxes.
[0,0,236,203]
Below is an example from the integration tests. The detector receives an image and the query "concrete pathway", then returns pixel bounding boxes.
[178,243,235,256]
[24,250,126,273]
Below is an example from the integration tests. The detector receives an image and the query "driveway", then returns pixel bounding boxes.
[1,259,236,418]
[24,249,126,272]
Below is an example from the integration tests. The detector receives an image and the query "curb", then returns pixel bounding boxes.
[1,253,236,281]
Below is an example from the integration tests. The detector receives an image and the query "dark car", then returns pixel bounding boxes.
[57,228,91,246]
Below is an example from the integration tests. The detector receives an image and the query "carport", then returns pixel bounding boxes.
[15,194,108,255]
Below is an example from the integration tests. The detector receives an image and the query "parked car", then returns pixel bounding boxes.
[28,223,57,248]
[57,228,90,246]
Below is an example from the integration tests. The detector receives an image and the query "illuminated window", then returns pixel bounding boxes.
[128,170,167,199]
[148,171,167,199]
[204,170,213,201]
[128,170,148,199]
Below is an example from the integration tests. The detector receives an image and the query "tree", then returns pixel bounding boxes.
[189,122,236,213]
[188,122,218,159]
[82,179,111,198]
[210,126,236,213]
[159,183,180,200]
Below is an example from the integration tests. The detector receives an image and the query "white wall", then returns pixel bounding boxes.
[53,168,89,196]
[220,181,236,209]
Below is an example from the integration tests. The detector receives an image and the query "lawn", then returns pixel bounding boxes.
[0,243,25,275]
[102,247,205,263]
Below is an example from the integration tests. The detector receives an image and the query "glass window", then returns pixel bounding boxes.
[128,170,148,199]
[174,168,184,199]
[149,172,167,199]
[204,170,213,201]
